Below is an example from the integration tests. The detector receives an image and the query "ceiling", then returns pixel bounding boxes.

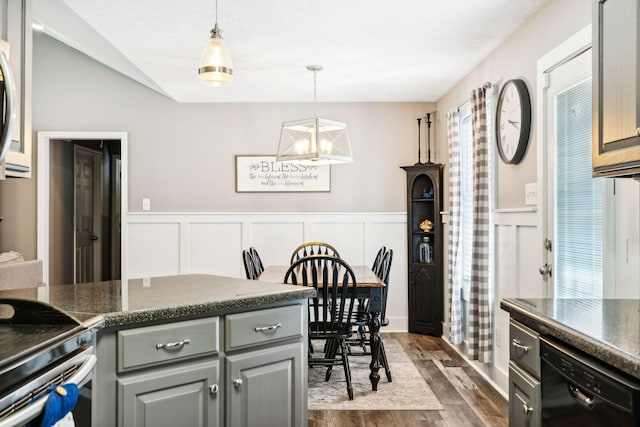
[33,0,548,103]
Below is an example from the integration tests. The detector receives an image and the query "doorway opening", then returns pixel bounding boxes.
[37,131,128,286]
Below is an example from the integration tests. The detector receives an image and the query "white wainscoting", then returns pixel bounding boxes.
[493,207,541,394]
[127,212,409,331]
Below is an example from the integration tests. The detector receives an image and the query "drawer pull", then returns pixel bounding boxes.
[254,322,282,333]
[233,378,243,389]
[156,338,191,351]
[511,339,529,352]
[209,384,219,395]
[522,403,533,415]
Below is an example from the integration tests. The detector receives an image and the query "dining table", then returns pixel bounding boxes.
[257,264,386,391]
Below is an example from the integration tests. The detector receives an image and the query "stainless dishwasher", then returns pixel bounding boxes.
[540,337,640,426]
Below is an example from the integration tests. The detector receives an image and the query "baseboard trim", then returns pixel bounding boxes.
[441,337,508,399]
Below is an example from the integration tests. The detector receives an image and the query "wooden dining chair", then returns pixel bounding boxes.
[348,248,393,382]
[289,241,340,264]
[347,246,385,349]
[379,249,393,327]
[284,254,357,400]
[242,249,257,280]
[248,247,264,275]
[371,246,386,277]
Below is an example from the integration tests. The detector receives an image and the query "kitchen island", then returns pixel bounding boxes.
[0,274,314,427]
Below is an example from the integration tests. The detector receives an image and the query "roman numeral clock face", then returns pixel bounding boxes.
[496,79,531,164]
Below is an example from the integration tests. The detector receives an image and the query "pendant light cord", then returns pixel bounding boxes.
[306,65,323,118]
[313,69,318,118]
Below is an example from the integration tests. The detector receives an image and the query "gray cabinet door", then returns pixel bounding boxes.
[226,342,305,427]
[593,0,640,177]
[118,359,221,427]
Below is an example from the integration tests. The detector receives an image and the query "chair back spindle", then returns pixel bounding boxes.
[248,247,264,275]
[242,249,257,280]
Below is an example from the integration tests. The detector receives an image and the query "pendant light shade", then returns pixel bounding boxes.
[276,66,352,165]
[198,0,233,87]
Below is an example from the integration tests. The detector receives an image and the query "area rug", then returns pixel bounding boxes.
[307,338,443,410]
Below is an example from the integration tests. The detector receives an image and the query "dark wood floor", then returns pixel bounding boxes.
[308,332,508,427]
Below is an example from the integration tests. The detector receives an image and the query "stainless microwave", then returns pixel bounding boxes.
[0,39,16,168]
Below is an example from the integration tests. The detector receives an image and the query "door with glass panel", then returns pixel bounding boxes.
[544,48,606,299]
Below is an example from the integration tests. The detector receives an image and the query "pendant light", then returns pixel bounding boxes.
[198,0,233,87]
[276,65,353,165]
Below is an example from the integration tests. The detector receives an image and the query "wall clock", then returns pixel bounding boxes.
[495,79,531,164]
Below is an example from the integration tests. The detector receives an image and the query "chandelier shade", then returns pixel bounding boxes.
[276,65,353,165]
[277,118,352,165]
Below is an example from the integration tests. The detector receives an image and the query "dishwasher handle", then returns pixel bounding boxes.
[568,383,594,409]
[0,350,97,427]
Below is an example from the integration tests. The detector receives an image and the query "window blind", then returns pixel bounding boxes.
[554,78,603,299]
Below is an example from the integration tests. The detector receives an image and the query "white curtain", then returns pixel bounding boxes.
[446,108,463,345]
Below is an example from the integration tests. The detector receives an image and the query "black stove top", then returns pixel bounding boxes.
[0,298,91,398]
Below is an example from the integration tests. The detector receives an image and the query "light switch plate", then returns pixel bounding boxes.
[525,183,537,205]
[142,198,151,211]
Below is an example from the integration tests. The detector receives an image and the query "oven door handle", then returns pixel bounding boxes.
[0,351,97,427]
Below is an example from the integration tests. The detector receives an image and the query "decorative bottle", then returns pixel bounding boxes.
[419,236,433,263]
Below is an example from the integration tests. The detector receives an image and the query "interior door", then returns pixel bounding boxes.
[74,146,102,283]
[111,154,122,279]
[543,48,600,298]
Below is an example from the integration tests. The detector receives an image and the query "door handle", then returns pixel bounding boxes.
[539,264,552,277]
[90,235,98,241]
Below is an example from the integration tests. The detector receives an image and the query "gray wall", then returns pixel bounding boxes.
[435,0,591,209]
[0,32,435,258]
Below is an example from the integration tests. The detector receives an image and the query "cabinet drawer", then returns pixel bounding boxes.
[226,305,303,351]
[118,317,219,372]
[509,320,540,378]
[509,361,540,427]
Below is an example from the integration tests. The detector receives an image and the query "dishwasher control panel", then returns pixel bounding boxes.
[541,338,638,412]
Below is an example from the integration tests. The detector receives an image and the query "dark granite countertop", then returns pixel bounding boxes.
[0,274,315,329]
[501,298,640,379]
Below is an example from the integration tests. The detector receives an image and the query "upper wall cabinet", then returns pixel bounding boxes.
[593,0,640,178]
[0,0,32,179]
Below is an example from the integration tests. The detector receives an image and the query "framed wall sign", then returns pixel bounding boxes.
[235,155,331,192]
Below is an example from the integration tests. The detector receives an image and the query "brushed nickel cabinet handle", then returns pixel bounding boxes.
[209,384,219,395]
[522,402,533,415]
[156,338,191,351]
[233,378,243,389]
[254,322,282,332]
[511,339,530,352]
